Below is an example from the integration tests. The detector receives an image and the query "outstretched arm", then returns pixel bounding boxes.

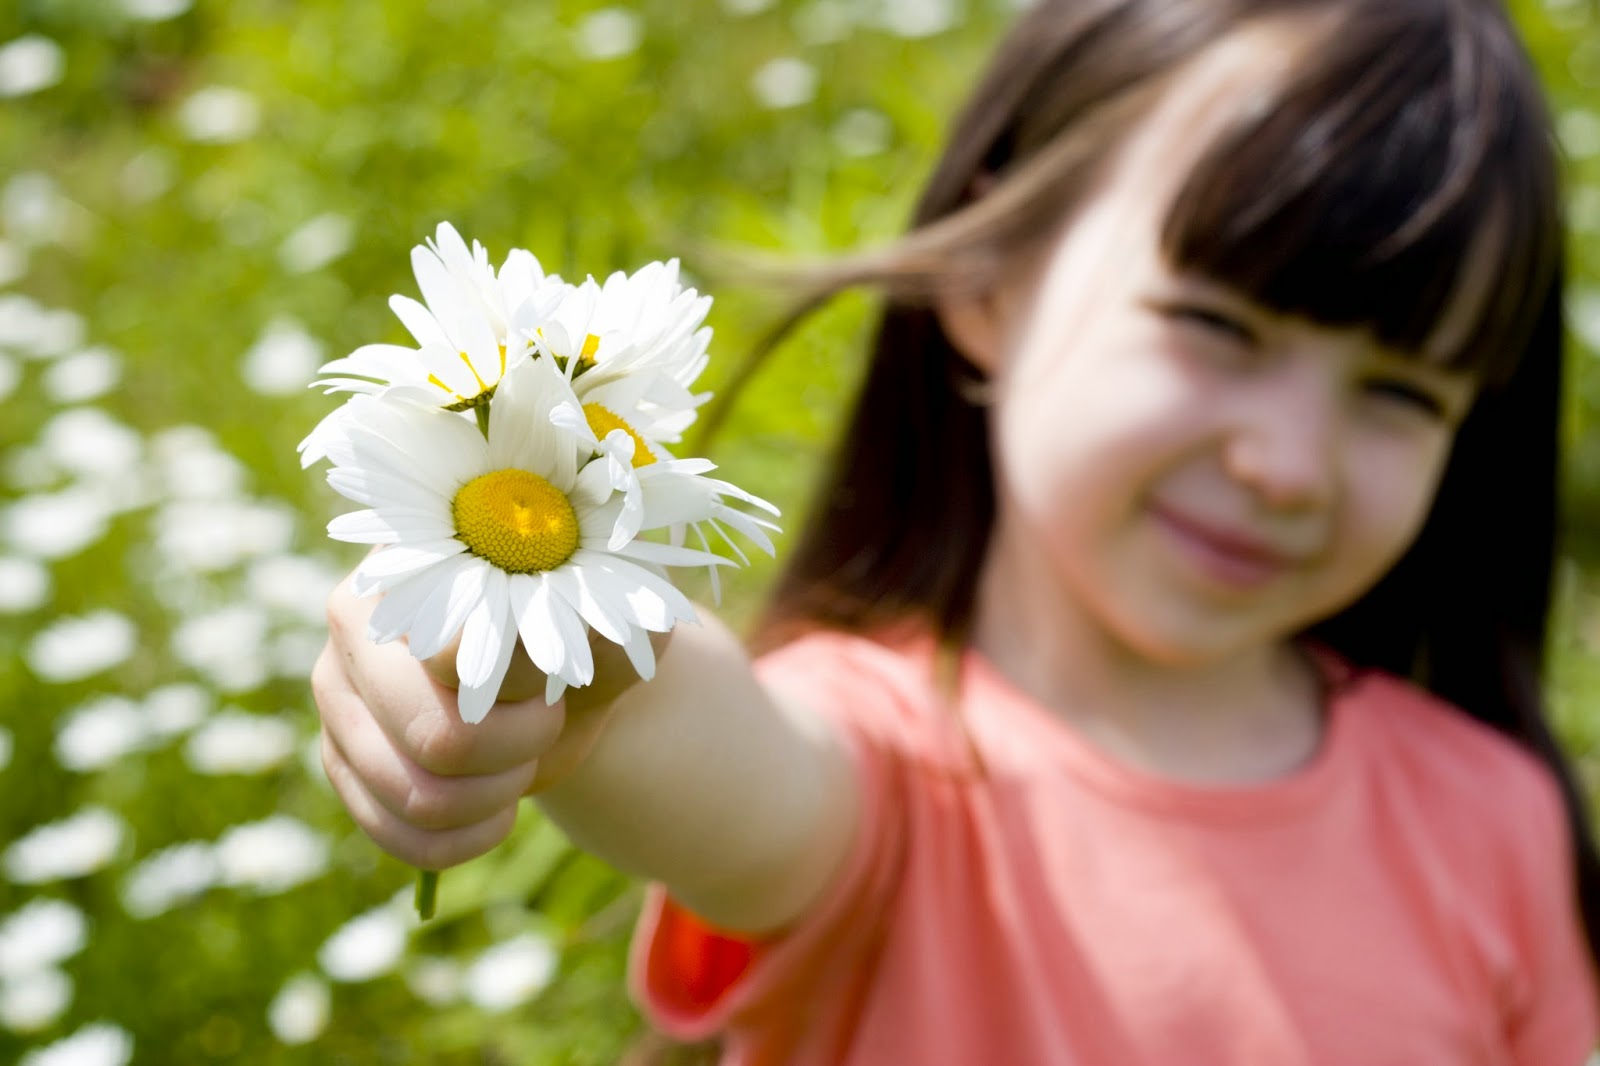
[314,572,860,935]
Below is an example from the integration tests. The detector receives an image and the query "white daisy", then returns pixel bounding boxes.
[531,258,713,448]
[298,222,564,466]
[319,356,729,721]
[548,400,779,600]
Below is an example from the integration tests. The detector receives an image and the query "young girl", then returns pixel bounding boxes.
[313,0,1600,1061]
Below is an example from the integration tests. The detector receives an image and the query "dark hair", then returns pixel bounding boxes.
[714,0,1599,973]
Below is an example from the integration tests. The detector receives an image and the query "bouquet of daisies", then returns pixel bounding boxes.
[300,223,779,724]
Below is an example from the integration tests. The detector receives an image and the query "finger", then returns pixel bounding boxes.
[320,730,520,872]
[421,632,545,703]
[317,670,542,831]
[325,576,565,775]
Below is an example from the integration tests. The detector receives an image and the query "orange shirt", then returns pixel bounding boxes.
[631,631,1599,1065]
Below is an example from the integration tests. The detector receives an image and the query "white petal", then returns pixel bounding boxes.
[406,555,486,660]
[547,565,628,644]
[351,540,465,595]
[368,565,453,644]
[621,624,656,681]
[455,570,516,724]
[598,538,733,569]
[389,294,452,351]
[509,574,564,677]
[328,507,453,545]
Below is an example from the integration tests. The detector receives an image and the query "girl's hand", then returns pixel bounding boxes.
[312,572,639,871]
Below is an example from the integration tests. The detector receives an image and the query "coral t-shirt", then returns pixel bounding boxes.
[630,630,1599,1065]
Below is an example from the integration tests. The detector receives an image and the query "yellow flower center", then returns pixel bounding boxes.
[451,469,579,573]
[583,404,655,467]
[578,332,601,366]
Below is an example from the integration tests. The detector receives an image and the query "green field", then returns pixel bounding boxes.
[1,1,1597,1063]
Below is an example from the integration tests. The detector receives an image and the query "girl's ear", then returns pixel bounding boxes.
[935,285,1010,375]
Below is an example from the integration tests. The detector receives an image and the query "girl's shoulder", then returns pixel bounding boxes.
[754,624,977,773]
[1338,666,1568,852]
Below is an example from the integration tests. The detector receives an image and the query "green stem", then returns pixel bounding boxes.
[415,869,439,920]
[475,403,490,438]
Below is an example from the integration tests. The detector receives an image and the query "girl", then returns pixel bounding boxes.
[313,0,1600,1061]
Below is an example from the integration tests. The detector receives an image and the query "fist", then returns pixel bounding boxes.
[312,572,631,871]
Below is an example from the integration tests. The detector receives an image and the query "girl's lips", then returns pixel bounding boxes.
[1151,504,1297,588]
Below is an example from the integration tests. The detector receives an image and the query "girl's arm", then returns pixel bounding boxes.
[314,571,861,935]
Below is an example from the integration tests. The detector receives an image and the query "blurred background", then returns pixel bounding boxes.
[0,0,1596,1063]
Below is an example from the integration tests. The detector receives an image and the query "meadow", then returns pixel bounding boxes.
[1,1,1597,1063]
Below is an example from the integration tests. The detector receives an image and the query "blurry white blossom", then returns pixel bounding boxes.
[18,1022,133,1066]
[751,57,817,109]
[25,610,138,683]
[2,176,79,253]
[267,973,329,1045]
[0,898,88,978]
[403,956,463,1006]
[3,488,113,560]
[39,408,142,482]
[0,967,72,1033]
[4,808,126,884]
[121,0,193,21]
[576,8,642,60]
[141,683,210,737]
[242,319,323,395]
[171,605,271,691]
[215,816,330,893]
[183,710,296,774]
[0,36,65,98]
[278,214,352,274]
[154,498,295,573]
[462,933,559,1012]
[178,86,260,143]
[0,293,46,349]
[43,347,122,404]
[247,553,343,624]
[318,904,408,982]
[0,289,83,356]
[54,696,151,772]
[880,0,961,36]
[1559,109,1600,159]
[270,628,327,679]
[118,150,174,204]
[834,108,892,157]
[120,842,218,918]
[0,556,50,612]
[148,426,249,500]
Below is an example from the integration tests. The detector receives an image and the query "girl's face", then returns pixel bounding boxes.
[949,24,1481,667]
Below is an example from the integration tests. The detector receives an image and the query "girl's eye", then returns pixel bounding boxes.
[1168,304,1259,348]
[1362,378,1447,418]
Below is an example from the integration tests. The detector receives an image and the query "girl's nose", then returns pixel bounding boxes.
[1221,372,1339,512]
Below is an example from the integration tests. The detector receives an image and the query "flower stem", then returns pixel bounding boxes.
[415,870,439,920]
[475,404,491,438]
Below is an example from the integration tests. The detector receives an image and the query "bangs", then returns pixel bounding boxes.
[1161,3,1560,383]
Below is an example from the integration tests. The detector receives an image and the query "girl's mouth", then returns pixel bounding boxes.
[1150,503,1298,589]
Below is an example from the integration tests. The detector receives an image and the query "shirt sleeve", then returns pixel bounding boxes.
[627,633,912,1049]
[1504,765,1600,1065]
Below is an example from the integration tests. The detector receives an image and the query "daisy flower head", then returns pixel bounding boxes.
[530,258,713,451]
[319,356,732,722]
[298,222,564,466]
[548,397,780,601]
